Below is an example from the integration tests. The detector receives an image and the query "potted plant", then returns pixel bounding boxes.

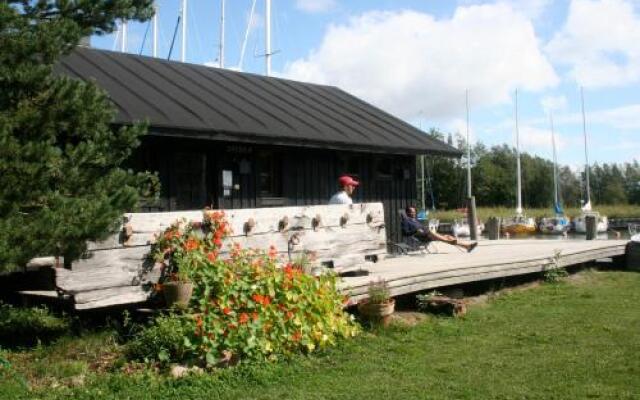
[151,221,199,309]
[357,279,395,326]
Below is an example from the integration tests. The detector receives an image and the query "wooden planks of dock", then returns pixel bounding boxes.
[339,239,629,302]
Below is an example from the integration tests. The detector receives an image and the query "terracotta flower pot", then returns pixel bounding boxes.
[163,281,194,308]
[358,298,395,326]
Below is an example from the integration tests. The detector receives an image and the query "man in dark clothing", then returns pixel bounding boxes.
[402,206,477,252]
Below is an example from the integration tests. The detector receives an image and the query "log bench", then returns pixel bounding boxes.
[52,203,388,310]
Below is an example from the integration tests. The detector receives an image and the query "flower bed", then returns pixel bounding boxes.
[129,210,359,366]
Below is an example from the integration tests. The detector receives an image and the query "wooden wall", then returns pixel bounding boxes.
[129,136,418,245]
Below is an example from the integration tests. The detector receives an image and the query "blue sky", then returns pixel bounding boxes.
[91,0,640,167]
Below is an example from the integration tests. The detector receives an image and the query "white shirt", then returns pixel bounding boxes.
[329,190,352,205]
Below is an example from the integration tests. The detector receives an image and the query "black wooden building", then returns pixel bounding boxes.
[56,47,460,244]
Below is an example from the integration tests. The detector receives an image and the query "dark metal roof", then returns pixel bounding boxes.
[55,47,460,156]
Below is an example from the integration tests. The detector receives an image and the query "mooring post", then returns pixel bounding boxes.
[585,215,597,240]
[486,217,500,240]
[467,196,478,241]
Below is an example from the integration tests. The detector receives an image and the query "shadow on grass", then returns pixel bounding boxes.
[0,303,71,348]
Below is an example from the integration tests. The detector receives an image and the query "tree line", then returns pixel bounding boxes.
[418,129,640,210]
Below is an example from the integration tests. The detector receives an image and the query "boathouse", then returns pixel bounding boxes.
[55,47,460,243]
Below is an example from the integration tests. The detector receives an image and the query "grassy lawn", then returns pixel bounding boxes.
[430,204,640,221]
[2,269,639,399]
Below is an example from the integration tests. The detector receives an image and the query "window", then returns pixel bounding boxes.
[256,150,282,197]
[376,158,392,179]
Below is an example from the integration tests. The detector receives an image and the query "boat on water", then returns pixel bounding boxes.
[502,90,536,235]
[538,114,570,235]
[452,217,484,237]
[573,88,608,234]
[417,210,440,233]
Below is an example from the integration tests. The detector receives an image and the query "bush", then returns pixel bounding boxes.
[0,303,70,347]
[130,211,359,366]
[126,314,192,365]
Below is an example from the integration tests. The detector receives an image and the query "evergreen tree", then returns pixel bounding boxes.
[0,1,156,271]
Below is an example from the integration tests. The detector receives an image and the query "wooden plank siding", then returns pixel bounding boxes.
[129,136,417,247]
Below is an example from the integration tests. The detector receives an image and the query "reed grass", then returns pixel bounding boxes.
[429,204,640,221]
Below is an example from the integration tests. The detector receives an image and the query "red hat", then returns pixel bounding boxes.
[338,175,359,187]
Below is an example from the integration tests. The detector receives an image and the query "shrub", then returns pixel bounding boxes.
[0,303,70,347]
[126,314,193,365]
[131,211,359,366]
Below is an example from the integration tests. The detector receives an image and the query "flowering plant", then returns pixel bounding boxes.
[137,210,359,365]
[150,210,231,283]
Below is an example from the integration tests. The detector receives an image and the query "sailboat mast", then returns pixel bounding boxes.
[580,87,591,204]
[181,0,187,62]
[550,113,559,207]
[219,0,225,68]
[515,90,523,215]
[466,89,472,198]
[152,3,158,57]
[265,0,272,76]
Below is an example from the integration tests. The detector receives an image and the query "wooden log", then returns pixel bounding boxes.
[74,286,151,310]
[626,241,640,271]
[56,247,156,293]
[88,203,385,251]
[486,217,501,240]
[586,215,597,240]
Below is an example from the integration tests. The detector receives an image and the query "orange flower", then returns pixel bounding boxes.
[286,311,294,320]
[252,294,264,304]
[195,315,203,327]
[184,238,198,251]
[291,331,302,342]
[268,245,278,259]
[207,251,219,262]
[239,312,249,324]
[222,307,232,315]
[252,312,259,322]
[213,237,223,247]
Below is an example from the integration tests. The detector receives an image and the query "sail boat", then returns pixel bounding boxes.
[538,113,570,234]
[573,88,608,234]
[502,90,537,235]
[453,90,483,237]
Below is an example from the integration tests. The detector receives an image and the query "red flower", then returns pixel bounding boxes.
[213,237,223,247]
[239,312,249,324]
[252,312,259,322]
[291,331,302,342]
[222,307,232,315]
[286,311,294,320]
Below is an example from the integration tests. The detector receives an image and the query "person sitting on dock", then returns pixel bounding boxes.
[402,206,478,253]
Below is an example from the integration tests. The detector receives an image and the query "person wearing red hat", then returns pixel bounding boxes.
[329,175,359,204]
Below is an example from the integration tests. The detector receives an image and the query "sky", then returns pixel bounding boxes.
[91,0,640,167]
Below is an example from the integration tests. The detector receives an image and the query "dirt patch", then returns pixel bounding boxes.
[389,311,428,326]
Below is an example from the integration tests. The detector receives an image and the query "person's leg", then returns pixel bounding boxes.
[427,231,477,252]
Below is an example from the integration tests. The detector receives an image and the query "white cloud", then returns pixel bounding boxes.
[546,0,640,87]
[295,0,336,14]
[283,5,558,120]
[541,95,568,113]
[519,124,568,152]
[556,103,640,130]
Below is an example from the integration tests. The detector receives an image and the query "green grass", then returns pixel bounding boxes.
[430,204,640,221]
[2,270,640,399]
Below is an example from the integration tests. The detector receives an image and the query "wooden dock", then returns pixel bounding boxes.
[340,239,629,302]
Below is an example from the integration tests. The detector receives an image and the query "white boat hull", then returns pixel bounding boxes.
[574,214,608,233]
[452,221,484,237]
